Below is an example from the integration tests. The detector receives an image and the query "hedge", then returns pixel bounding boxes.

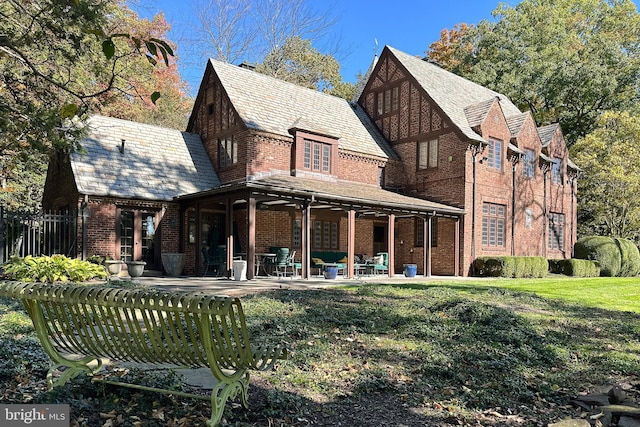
[473,256,548,278]
[615,238,640,277]
[574,236,640,277]
[548,259,600,277]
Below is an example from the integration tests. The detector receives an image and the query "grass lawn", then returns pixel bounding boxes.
[410,276,640,313]
[1,276,639,426]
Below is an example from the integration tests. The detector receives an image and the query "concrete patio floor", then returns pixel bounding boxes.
[120,272,466,297]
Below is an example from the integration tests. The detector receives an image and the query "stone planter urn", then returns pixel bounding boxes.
[126,261,146,278]
[161,253,186,277]
[104,260,123,278]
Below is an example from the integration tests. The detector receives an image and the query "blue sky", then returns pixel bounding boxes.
[128,0,513,95]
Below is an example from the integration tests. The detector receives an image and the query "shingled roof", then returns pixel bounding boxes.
[71,115,219,201]
[537,123,560,147]
[387,46,522,144]
[209,59,397,160]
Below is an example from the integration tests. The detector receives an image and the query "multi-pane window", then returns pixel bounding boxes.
[313,220,338,249]
[551,158,563,184]
[548,213,565,250]
[523,149,535,178]
[292,219,301,248]
[415,217,438,247]
[303,139,331,173]
[482,202,506,247]
[487,138,502,170]
[418,139,438,169]
[376,86,400,116]
[218,135,237,168]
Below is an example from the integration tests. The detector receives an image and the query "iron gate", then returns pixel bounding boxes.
[0,207,78,263]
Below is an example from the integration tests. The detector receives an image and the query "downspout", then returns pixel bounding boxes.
[542,166,550,258]
[81,194,88,260]
[468,143,484,272]
[569,173,578,257]
[509,154,521,256]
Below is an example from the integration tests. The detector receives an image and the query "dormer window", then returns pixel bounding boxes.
[303,139,331,173]
[293,130,338,177]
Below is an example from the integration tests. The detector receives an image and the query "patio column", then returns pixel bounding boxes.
[247,197,256,280]
[225,197,233,278]
[425,216,432,277]
[455,218,460,277]
[301,201,311,279]
[388,213,395,277]
[347,210,355,279]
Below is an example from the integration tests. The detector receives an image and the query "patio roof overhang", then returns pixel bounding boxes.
[175,174,465,219]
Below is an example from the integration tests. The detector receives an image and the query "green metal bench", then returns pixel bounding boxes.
[0,282,287,427]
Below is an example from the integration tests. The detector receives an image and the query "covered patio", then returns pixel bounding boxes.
[176,174,465,280]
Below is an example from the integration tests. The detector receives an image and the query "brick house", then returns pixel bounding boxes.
[43,45,577,278]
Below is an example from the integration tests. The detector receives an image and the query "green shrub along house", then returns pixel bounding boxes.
[574,236,640,277]
[43,46,578,278]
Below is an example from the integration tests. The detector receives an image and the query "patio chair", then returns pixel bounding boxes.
[372,252,389,275]
[276,250,301,278]
[202,246,225,277]
[270,248,291,277]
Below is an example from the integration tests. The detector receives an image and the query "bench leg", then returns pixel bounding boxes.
[207,374,249,427]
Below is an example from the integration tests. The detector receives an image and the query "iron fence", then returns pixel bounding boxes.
[0,207,78,263]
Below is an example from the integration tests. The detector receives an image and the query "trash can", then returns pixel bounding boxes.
[232,260,247,281]
[403,264,417,278]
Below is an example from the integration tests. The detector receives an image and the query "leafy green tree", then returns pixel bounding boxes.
[96,7,192,129]
[1,0,175,157]
[571,111,640,243]
[255,36,355,98]
[1,1,187,210]
[426,0,640,146]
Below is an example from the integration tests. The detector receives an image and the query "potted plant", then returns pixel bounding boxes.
[103,256,124,277]
[126,260,146,278]
[403,264,417,278]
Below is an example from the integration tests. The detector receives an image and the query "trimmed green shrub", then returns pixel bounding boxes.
[574,236,640,277]
[473,256,548,278]
[574,236,621,277]
[615,238,640,277]
[549,259,600,277]
[2,255,108,283]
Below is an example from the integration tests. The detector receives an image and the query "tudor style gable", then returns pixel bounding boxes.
[359,51,450,144]
[188,63,246,183]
